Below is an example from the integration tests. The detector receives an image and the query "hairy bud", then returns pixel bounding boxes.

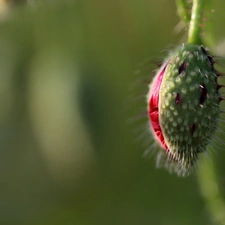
[147,44,221,176]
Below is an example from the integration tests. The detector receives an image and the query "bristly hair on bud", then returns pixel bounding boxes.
[147,43,223,176]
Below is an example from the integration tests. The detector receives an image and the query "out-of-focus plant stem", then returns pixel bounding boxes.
[175,0,191,23]
[178,1,225,224]
[198,158,225,225]
[204,0,216,47]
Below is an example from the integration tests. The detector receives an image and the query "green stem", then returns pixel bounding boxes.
[187,0,205,44]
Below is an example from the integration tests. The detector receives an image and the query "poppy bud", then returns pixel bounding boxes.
[147,44,221,176]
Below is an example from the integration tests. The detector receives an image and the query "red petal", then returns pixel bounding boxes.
[148,62,169,151]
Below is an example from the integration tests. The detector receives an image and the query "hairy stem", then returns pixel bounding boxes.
[187,0,205,44]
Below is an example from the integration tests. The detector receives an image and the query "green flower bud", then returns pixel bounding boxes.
[147,44,222,176]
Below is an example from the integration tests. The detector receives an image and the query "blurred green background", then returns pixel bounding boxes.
[1,0,225,225]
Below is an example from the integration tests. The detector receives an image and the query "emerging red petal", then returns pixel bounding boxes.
[148,62,169,151]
